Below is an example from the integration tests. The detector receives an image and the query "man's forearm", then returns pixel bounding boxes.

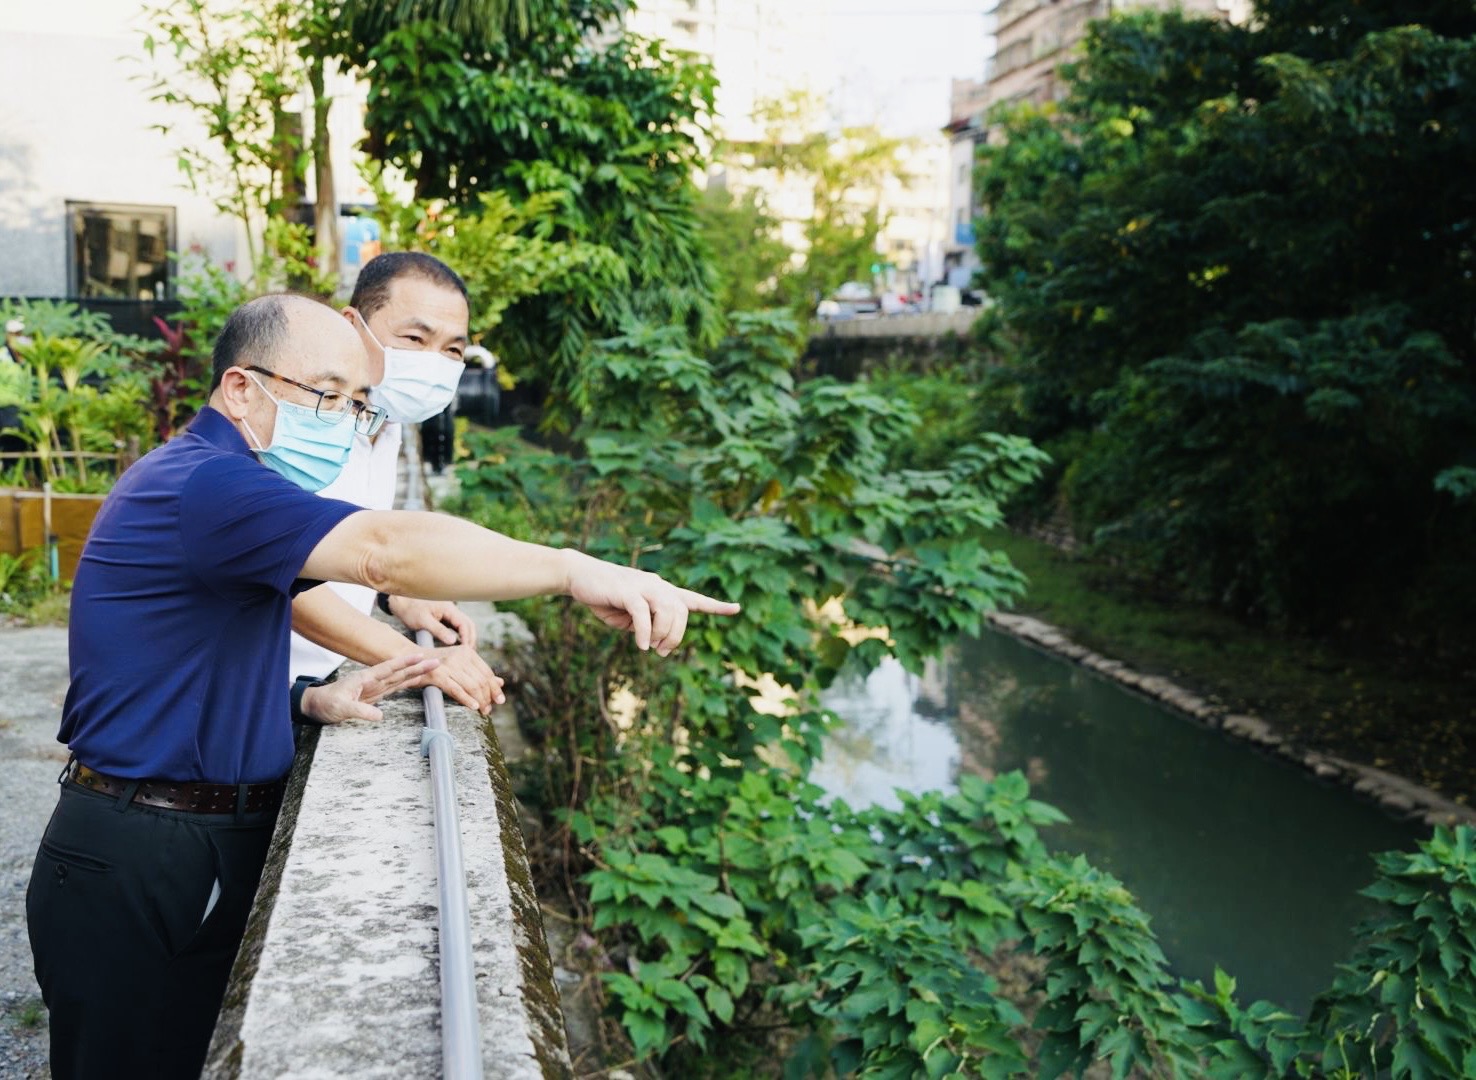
[304,511,576,602]
[301,508,737,657]
[292,584,422,666]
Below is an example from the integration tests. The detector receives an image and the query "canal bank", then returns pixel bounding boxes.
[809,530,1473,1014]
[982,610,1473,829]
[979,528,1476,816]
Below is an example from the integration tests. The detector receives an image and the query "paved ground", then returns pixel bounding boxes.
[0,625,68,1079]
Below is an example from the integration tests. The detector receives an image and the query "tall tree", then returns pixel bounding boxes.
[143,0,309,287]
[305,0,557,285]
[975,2,1476,632]
[357,2,721,423]
[693,186,792,316]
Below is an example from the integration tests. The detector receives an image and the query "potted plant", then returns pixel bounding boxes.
[1,301,160,581]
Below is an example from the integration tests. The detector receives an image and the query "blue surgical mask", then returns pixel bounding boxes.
[242,373,356,492]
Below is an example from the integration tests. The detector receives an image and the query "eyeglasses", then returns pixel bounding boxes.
[245,366,387,437]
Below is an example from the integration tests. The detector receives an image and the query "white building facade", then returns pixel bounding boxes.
[942,78,991,290]
[0,3,238,300]
[623,0,835,145]
[0,2,372,303]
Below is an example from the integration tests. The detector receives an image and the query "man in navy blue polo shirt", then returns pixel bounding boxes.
[26,293,738,1079]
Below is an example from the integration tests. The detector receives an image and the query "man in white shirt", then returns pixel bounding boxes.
[289,253,503,714]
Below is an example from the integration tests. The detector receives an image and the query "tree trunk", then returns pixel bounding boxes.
[309,57,340,291]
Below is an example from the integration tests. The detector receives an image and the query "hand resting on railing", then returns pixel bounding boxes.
[300,653,441,725]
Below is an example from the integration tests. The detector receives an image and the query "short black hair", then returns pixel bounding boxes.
[348,252,469,319]
[210,294,291,391]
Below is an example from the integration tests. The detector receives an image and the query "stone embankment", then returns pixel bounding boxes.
[986,611,1475,829]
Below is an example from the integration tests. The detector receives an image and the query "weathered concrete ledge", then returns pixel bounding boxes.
[205,660,572,1078]
[986,610,1476,830]
[809,310,979,339]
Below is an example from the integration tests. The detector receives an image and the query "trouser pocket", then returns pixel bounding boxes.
[37,837,114,875]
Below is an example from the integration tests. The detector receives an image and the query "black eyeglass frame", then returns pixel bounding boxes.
[245,365,387,437]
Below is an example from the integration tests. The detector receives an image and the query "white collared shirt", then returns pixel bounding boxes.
[288,422,404,682]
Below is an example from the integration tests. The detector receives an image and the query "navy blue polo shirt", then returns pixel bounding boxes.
[59,406,362,783]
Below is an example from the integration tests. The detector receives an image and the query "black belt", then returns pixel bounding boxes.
[67,762,285,815]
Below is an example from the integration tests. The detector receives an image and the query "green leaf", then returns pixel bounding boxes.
[624,1009,667,1058]
[705,984,734,1024]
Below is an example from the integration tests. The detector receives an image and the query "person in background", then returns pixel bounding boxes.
[289,253,501,717]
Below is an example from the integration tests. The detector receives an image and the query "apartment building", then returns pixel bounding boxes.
[989,0,1251,108]
[623,0,834,144]
[942,78,991,288]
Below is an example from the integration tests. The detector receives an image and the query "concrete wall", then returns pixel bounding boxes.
[805,310,984,378]
[205,663,572,1079]
[812,310,978,340]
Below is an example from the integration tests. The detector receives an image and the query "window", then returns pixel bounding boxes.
[67,202,175,300]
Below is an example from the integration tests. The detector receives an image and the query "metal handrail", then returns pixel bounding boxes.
[403,424,484,1078]
[416,628,484,1080]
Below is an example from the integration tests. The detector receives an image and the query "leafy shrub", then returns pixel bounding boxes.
[0,548,69,623]
[451,307,1476,1076]
[974,5,1476,632]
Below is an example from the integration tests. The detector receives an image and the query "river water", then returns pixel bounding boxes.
[813,628,1426,1013]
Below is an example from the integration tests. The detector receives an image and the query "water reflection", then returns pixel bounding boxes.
[810,657,960,811]
[815,628,1426,1013]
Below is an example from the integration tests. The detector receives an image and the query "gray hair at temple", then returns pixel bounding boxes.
[209,294,293,392]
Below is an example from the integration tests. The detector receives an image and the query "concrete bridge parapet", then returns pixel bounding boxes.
[804,310,984,379]
[204,639,571,1079]
[810,310,980,340]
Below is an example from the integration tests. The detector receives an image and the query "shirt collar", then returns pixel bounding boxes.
[189,405,256,457]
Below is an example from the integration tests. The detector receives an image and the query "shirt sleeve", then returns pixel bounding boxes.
[178,455,364,601]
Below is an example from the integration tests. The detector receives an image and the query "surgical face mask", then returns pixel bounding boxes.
[354,310,466,424]
[242,373,356,492]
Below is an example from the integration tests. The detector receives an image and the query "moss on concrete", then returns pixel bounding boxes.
[204,723,321,1079]
[480,715,574,1080]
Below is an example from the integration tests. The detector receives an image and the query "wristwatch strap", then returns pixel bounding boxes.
[291,675,328,725]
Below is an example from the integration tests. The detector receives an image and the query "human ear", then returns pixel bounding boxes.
[217,367,255,421]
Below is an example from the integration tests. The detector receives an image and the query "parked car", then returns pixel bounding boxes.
[817,281,881,320]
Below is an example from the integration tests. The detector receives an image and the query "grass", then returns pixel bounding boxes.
[985,529,1475,805]
[0,995,46,1030]
[0,549,70,626]
[0,587,70,626]
[17,1001,44,1028]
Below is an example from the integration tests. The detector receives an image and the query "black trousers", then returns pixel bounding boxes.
[26,778,279,1080]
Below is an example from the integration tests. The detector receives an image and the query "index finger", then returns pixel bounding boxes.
[376,656,439,692]
[360,655,439,703]
[369,652,436,681]
[677,589,741,615]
